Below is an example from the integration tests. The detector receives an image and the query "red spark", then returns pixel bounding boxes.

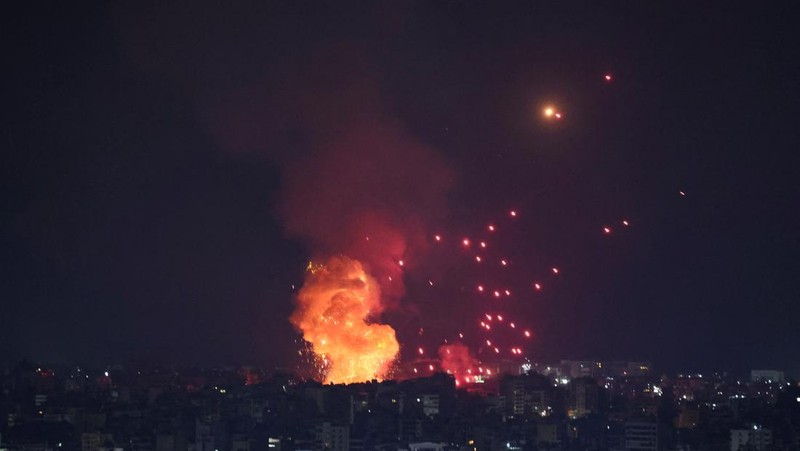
[493,291,501,298]
[524,330,531,337]
[604,73,613,82]
[510,322,516,328]
[418,347,424,355]
[480,241,487,248]
[534,282,542,291]
[500,259,508,266]
[434,235,442,242]
[622,220,630,226]
[488,224,496,232]
[603,227,611,234]
[462,238,471,247]
[497,315,503,321]
[679,191,686,196]
[398,260,404,266]
[509,210,517,217]
[504,289,511,296]
[475,256,482,262]
[551,267,560,274]
[477,285,485,292]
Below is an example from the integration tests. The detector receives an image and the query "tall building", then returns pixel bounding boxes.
[730,424,772,451]
[569,377,599,418]
[536,423,564,447]
[750,370,784,383]
[625,420,657,451]
[81,432,114,451]
[500,376,525,416]
[315,422,349,451]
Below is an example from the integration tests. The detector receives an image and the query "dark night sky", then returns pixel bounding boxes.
[3,2,799,374]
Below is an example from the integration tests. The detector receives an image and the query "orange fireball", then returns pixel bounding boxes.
[291,256,399,384]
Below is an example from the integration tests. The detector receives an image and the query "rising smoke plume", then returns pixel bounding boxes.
[207,44,454,383]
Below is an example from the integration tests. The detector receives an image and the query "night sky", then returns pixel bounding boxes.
[3,2,799,375]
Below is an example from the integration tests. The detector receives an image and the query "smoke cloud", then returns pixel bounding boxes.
[207,43,454,381]
[438,343,478,377]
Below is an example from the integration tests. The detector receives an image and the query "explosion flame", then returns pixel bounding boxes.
[291,256,399,384]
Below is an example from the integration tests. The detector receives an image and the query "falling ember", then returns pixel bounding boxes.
[475,256,482,262]
[500,259,508,266]
[488,224,495,232]
[290,256,399,384]
[434,235,442,242]
[551,267,560,274]
[398,259,404,267]
[510,322,516,328]
[477,285,485,292]
[622,220,630,226]
[418,347,424,355]
[524,330,531,337]
[462,238,471,247]
[604,73,613,82]
[534,282,542,291]
[493,291,501,298]
[480,241,487,248]
[603,227,611,234]
[509,210,517,217]
[679,191,686,196]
